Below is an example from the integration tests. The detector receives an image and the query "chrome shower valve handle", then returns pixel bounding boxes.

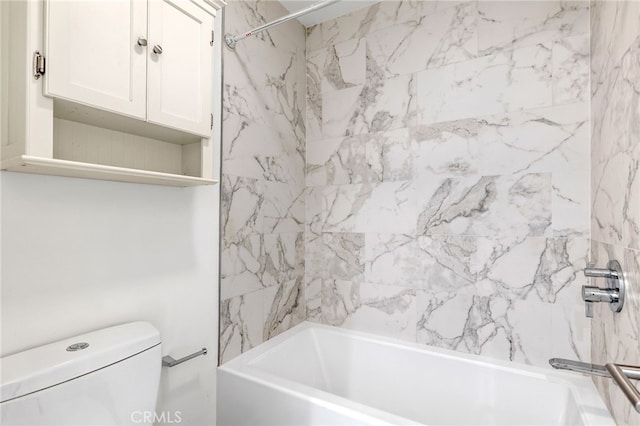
[582,259,625,318]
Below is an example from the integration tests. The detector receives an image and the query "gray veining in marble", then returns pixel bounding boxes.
[304,0,592,371]
[220,0,306,363]
[590,2,640,423]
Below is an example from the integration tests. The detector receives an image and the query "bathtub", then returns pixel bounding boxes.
[217,323,614,425]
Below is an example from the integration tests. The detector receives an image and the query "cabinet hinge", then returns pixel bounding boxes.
[210,30,214,46]
[33,51,46,80]
[210,113,213,130]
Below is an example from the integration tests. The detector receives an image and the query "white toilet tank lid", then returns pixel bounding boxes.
[0,321,160,403]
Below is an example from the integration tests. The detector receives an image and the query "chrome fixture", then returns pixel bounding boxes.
[152,45,163,55]
[607,364,640,414]
[224,0,339,50]
[136,36,148,47]
[162,347,207,367]
[550,358,640,413]
[582,259,625,318]
[549,358,610,378]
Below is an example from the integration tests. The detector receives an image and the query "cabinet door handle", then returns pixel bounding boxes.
[153,45,163,55]
[137,36,148,47]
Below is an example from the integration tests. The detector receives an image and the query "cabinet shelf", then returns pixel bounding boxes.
[2,155,218,187]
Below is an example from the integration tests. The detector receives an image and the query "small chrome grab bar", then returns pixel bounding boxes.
[550,358,640,413]
[606,363,640,414]
[162,348,207,367]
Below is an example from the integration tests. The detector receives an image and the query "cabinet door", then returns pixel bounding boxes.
[147,0,213,137]
[45,0,147,119]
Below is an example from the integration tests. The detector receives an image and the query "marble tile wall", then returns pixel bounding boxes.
[306,1,592,368]
[219,0,306,363]
[590,1,640,424]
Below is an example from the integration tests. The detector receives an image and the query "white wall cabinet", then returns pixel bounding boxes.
[45,0,215,138]
[45,0,148,121]
[1,0,224,187]
[147,0,214,136]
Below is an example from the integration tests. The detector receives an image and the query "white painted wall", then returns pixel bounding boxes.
[0,171,220,424]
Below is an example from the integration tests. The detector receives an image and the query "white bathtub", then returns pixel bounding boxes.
[217,323,614,426]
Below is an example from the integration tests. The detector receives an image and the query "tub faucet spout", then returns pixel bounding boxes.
[550,358,640,413]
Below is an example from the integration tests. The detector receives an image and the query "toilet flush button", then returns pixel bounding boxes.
[66,342,89,351]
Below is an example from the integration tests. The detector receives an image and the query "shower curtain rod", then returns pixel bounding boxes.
[224,0,340,49]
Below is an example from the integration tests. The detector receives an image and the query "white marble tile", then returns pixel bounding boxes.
[552,166,590,238]
[263,278,306,340]
[474,237,589,303]
[478,1,589,56]
[354,181,416,234]
[366,2,478,78]
[306,24,322,52]
[416,173,552,238]
[306,135,371,186]
[219,290,264,364]
[367,128,414,183]
[592,36,640,249]
[365,234,424,288]
[323,73,416,138]
[321,184,370,232]
[476,103,590,237]
[591,145,627,247]
[305,232,365,281]
[321,280,417,342]
[590,0,640,97]
[316,181,416,234]
[413,119,479,178]
[221,233,304,300]
[307,129,414,187]
[476,103,589,174]
[416,43,553,126]
[477,103,590,174]
[306,49,323,142]
[552,34,590,105]
[262,182,304,233]
[263,233,304,283]
[222,114,296,163]
[224,51,305,144]
[416,288,553,366]
[305,186,326,235]
[322,5,374,47]
[323,37,367,92]
[321,0,469,47]
[551,286,591,362]
[365,234,478,290]
[220,0,307,363]
[221,234,264,300]
[221,175,264,243]
[305,276,323,322]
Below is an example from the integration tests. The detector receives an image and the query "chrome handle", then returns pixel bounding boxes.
[582,286,619,303]
[153,45,163,55]
[584,266,618,279]
[162,347,206,367]
[581,259,625,317]
[137,36,147,47]
[606,363,640,413]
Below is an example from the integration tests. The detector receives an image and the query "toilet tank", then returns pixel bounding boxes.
[0,322,161,426]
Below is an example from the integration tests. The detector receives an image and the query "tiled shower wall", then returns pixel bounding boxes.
[305,1,592,367]
[590,1,640,424]
[219,0,306,363]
